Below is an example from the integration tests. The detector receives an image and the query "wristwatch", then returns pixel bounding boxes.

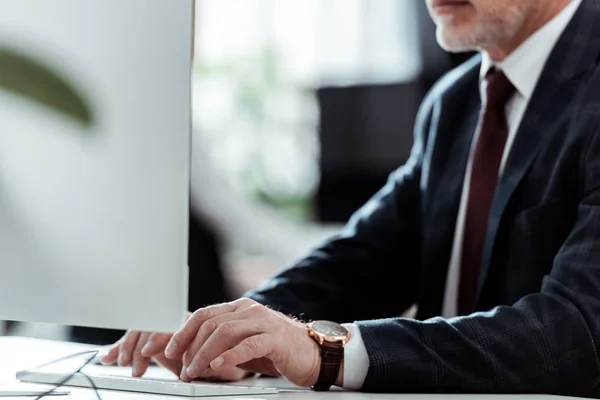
[306,320,351,391]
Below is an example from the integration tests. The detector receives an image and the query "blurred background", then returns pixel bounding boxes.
[2,0,471,343]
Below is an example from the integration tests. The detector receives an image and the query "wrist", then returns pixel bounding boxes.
[306,320,349,390]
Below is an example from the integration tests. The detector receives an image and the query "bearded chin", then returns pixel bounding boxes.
[435,27,481,53]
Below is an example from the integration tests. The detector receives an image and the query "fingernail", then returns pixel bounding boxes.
[210,357,224,369]
[187,360,197,376]
[165,341,177,357]
[132,363,140,377]
[141,343,151,356]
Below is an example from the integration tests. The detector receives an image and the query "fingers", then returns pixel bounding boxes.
[100,331,140,367]
[150,352,184,378]
[99,330,179,378]
[117,331,141,366]
[141,332,172,357]
[132,332,151,377]
[180,365,193,383]
[100,331,159,377]
[100,338,123,365]
[211,334,273,372]
[201,366,251,382]
[186,320,264,379]
[183,308,256,368]
[166,298,255,359]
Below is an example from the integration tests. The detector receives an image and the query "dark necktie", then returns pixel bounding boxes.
[459,69,515,315]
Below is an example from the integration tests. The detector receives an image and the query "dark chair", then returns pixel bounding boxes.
[314,81,424,222]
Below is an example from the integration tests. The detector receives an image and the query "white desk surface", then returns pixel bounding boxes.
[0,336,583,400]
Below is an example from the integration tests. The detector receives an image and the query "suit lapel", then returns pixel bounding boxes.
[420,67,481,314]
[424,98,480,245]
[476,0,600,298]
[421,57,481,226]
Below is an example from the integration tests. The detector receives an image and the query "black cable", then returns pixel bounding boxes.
[66,368,102,400]
[17,349,103,400]
[27,350,98,371]
[34,350,101,400]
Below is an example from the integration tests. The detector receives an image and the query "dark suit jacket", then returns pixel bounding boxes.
[246,0,600,395]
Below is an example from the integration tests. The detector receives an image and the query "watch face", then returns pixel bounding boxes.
[311,320,348,338]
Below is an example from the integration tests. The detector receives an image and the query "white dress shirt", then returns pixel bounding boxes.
[342,0,582,390]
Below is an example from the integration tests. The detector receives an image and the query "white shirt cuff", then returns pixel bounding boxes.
[341,323,369,390]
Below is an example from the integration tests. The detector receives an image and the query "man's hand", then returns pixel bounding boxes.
[100,312,251,382]
[100,330,183,377]
[164,298,322,388]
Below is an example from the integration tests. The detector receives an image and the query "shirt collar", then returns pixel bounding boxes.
[480,0,582,101]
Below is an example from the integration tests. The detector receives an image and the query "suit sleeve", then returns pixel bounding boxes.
[354,126,600,396]
[244,93,435,324]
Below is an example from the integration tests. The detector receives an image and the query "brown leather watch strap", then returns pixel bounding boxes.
[312,341,344,391]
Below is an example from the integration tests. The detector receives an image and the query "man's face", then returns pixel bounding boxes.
[426,0,536,53]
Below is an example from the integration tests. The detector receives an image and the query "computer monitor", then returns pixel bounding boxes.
[0,0,192,333]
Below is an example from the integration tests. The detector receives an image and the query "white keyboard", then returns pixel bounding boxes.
[16,370,279,397]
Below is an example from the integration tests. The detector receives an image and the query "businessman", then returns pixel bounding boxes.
[102,0,600,395]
